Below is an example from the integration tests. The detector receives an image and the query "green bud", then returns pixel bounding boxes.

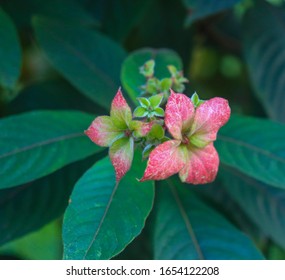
[160,78,172,92]
[190,92,205,107]
[139,59,155,78]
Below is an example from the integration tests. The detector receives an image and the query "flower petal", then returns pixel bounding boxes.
[109,137,134,182]
[85,116,123,147]
[189,97,231,147]
[179,143,219,185]
[165,90,195,140]
[140,140,185,181]
[110,88,132,128]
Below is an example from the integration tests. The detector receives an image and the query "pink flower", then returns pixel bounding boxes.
[85,88,151,182]
[141,90,231,184]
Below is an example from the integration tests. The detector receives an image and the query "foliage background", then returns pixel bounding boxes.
[1,0,285,260]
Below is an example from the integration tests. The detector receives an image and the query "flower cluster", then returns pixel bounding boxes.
[85,62,230,184]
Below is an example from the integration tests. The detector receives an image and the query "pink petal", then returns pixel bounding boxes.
[110,88,132,128]
[140,140,186,181]
[85,116,122,147]
[109,137,134,182]
[165,90,195,140]
[179,143,219,185]
[189,97,231,146]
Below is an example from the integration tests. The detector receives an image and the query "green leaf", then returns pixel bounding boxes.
[243,1,285,122]
[0,110,101,189]
[63,153,155,260]
[1,0,99,29]
[0,220,62,260]
[0,154,101,245]
[137,97,150,108]
[153,180,264,259]
[220,166,285,250]
[32,16,126,110]
[149,94,163,108]
[98,0,151,42]
[154,107,165,117]
[0,7,21,90]
[183,0,241,27]
[121,48,183,103]
[216,114,285,190]
[133,107,148,118]
[3,80,107,116]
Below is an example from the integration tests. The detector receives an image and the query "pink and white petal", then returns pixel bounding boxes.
[190,97,231,145]
[109,137,134,182]
[110,88,132,128]
[165,90,195,140]
[179,143,219,185]
[140,140,185,181]
[85,116,122,147]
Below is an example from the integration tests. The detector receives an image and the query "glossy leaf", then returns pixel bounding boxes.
[0,110,101,189]
[220,167,285,249]
[0,7,21,90]
[243,1,285,122]
[183,0,240,27]
[63,153,154,260]
[0,154,101,245]
[32,17,126,109]
[2,80,106,117]
[216,114,285,190]
[153,180,264,259]
[121,48,183,103]
[1,0,99,29]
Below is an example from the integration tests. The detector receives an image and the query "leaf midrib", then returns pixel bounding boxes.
[167,180,205,260]
[39,22,118,96]
[217,134,285,164]
[83,181,119,259]
[0,132,84,160]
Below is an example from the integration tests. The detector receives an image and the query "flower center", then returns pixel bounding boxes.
[124,129,132,137]
[182,134,189,145]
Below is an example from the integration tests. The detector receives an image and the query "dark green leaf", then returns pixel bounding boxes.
[183,0,241,27]
[220,166,285,249]
[63,153,155,260]
[1,0,99,29]
[0,7,21,90]
[121,48,183,103]
[2,80,107,117]
[32,17,126,109]
[216,114,285,189]
[0,154,102,245]
[99,0,151,42]
[243,1,285,122]
[0,110,101,189]
[0,220,62,260]
[153,180,264,259]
